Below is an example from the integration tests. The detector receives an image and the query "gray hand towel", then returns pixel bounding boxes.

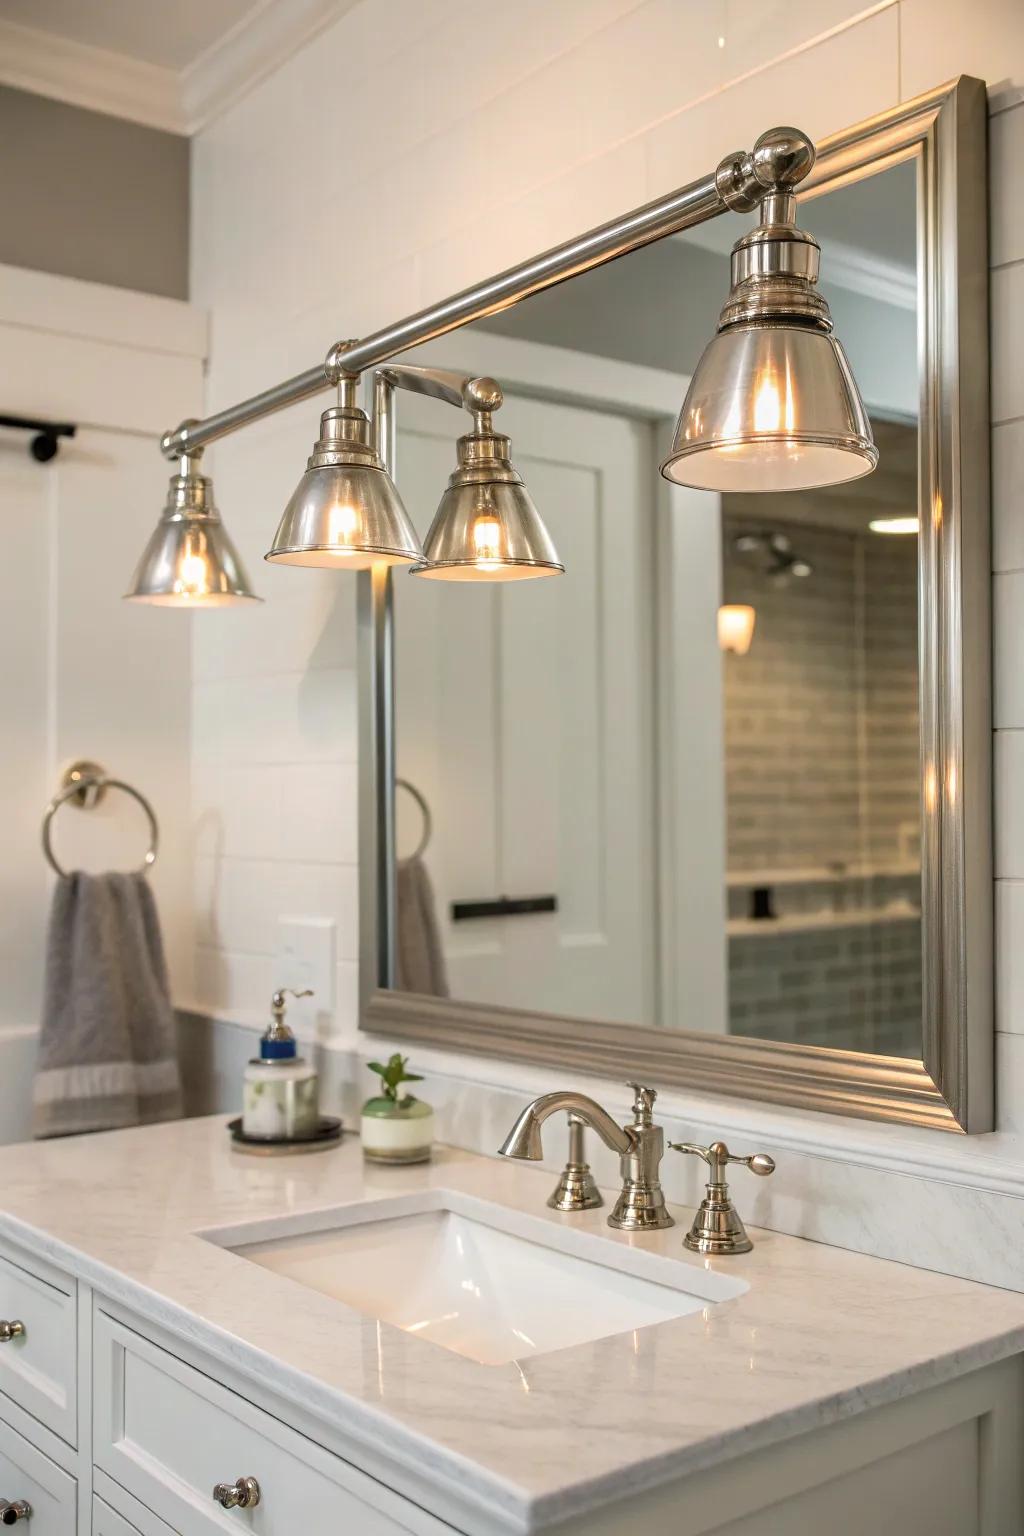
[396,856,449,998]
[33,872,183,1138]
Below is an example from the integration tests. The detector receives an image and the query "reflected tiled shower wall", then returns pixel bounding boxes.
[722,510,921,1055]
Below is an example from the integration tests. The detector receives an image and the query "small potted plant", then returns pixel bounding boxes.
[360,1053,434,1164]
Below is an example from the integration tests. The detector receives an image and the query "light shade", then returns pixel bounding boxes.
[266,403,422,569]
[661,183,877,494]
[125,468,260,606]
[663,326,877,493]
[718,603,756,655]
[413,429,563,582]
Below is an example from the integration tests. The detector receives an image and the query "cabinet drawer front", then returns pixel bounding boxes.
[94,1495,175,1536]
[94,1311,449,1536]
[0,1413,76,1536]
[0,1250,77,1446]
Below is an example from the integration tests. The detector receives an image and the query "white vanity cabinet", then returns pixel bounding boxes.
[1,1229,1023,1536]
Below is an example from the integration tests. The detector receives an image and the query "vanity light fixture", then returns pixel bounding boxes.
[125,448,260,606]
[869,515,919,535]
[408,374,563,582]
[717,604,756,655]
[265,376,422,569]
[662,129,878,494]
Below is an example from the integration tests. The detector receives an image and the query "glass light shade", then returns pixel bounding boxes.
[125,472,260,606]
[265,461,422,569]
[415,479,563,581]
[662,324,878,493]
[718,603,756,655]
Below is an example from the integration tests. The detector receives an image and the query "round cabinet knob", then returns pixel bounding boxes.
[213,1477,261,1511]
[0,1501,32,1524]
[0,1323,24,1343]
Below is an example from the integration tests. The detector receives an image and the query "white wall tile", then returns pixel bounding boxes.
[994,571,1024,726]
[280,762,358,865]
[991,261,1024,425]
[995,730,1024,878]
[996,880,1024,1034]
[222,765,284,859]
[993,420,1024,573]
[990,104,1024,266]
[997,1031,1024,1132]
[645,7,900,198]
[899,0,1024,111]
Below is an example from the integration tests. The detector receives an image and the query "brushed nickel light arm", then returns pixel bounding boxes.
[159,130,814,462]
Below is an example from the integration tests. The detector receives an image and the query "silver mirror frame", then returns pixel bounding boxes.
[359,77,991,1133]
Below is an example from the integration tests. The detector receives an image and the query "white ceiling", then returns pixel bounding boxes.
[0,0,356,133]
[0,0,260,72]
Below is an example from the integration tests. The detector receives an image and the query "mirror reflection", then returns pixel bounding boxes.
[393,158,921,1059]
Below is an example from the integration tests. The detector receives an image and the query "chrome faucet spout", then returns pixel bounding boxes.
[497,1083,674,1233]
[498,1091,632,1161]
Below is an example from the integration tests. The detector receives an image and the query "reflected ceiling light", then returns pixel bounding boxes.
[412,377,563,582]
[869,515,919,535]
[265,377,422,569]
[662,129,878,494]
[718,604,756,655]
[125,453,260,606]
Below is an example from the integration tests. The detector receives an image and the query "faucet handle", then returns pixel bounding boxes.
[625,1082,658,1125]
[668,1139,775,1256]
[670,1139,775,1182]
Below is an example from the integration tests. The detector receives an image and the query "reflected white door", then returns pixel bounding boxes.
[394,390,656,1026]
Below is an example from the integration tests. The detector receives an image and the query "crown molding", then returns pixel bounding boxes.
[0,0,360,138]
[825,237,917,310]
[0,17,184,133]
[182,0,357,133]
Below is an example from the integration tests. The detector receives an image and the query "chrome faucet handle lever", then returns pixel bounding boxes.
[625,1082,657,1125]
[669,1139,775,1256]
[547,1113,603,1213]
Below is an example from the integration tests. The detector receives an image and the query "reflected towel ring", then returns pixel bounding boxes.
[396,777,431,862]
[42,760,159,879]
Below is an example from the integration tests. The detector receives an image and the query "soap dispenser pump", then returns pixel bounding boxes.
[242,988,319,1141]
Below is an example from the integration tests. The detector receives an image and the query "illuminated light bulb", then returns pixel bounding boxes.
[178,552,211,595]
[328,503,360,547]
[472,514,503,570]
[869,516,919,535]
[718,604,756,655]
[753,370,782,433]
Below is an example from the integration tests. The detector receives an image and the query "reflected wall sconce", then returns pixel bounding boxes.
[869,515,919,535]
[125,444,260,606]
[143,121,877,612]
[661,129,877,493]
[718,604,756,655]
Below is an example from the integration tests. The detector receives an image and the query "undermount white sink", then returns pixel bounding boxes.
[203,1190,747,1365]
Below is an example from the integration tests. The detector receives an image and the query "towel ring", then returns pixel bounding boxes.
[42,760,159,879]
[396,777,431,862]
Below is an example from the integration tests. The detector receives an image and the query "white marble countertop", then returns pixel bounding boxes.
[2,1116,1024,1535]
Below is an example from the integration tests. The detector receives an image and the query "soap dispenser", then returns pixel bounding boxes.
[242,988,319,1141]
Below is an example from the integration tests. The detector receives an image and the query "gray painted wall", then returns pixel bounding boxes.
[0,86,189,299]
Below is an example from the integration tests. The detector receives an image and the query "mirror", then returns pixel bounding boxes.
[362,81,991,1132]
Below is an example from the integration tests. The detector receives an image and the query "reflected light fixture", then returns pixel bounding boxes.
[662,128,878,494]
[125,450,260,606]
[412,376,563,582]
[265,375,422,569]
[869,515,919,535]
[718,603,756,655]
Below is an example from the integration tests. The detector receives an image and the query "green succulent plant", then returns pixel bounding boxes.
[367,1052,423,1104]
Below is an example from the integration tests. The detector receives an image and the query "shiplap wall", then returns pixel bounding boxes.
[190,0,1024,1126]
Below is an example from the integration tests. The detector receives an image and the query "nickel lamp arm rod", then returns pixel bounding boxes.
[159,129,814,462]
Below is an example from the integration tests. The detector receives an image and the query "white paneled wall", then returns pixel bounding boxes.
[191,3,1024,1129]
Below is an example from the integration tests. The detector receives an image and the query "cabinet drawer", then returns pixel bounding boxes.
[0,1250,77,1446]
[0,1413,76,1535]
[93,1494,174,1536]
[94,1311,452,1536]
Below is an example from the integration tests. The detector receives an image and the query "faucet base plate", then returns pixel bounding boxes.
[547,1164,603,1212]
[607,1184,675,1231]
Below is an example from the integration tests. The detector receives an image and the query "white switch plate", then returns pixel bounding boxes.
[274,917,336,1039]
